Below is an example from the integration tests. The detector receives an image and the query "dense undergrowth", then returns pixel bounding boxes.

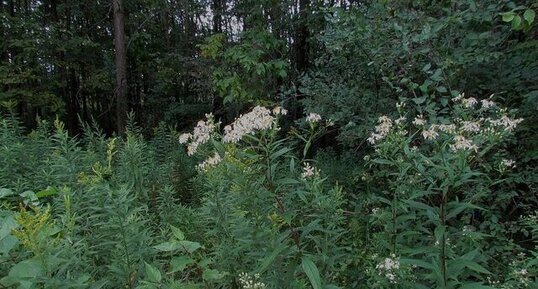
[1,94,537,288]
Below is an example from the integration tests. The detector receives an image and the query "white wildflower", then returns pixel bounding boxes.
[461,120,481,133]
[501,159,516,168]
[450,135,478,152]
[481,99,495,109]
[196,151,222,172]
[462,97,478,108]
[272,106,287,116]
[301,163,317,179]
[376,256,400,284]
[238,272,266,289]
[306,112,322,123]
[184,115,217,155]
[223,106,275,144]
[422,126,439,140]
[394,116,406,125]
[438,124,456,134]
[412,114,426,126]
[368,116,393,144]
[179,133,191,144]
[488,115,523,132]
[452,93,464,102]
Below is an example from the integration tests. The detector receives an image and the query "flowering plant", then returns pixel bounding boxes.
[179,106,345,288]
[363,94,528,287]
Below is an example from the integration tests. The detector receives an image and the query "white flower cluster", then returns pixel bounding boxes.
[196,151,222,172]
[450,135,478,152]
[462,97,478,108]
[367,116,393,144]
[301,162,319,179]
[238,272,266,289]
[460,120,481,133]
[272,106,288,116]
[306,112,322,124]
[488,115,524,132]
[438,124,456,134]
[375,255,400,284]
[462,225,474,237]
[501,159,516,169]
[422,125,439,141]
[368,94,523,155]
[223,106,276,144]
[481,99,495,109]
[179,113,217,156]
[412,114,426,126]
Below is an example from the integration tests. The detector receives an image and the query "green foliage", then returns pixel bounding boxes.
[201,30,288,104]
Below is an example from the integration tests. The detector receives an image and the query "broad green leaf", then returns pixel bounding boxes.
[501,12,515,22]
[512,15,522,29]
[0,216,17,239]
[1,259,44,287]
[36,186,58,198]
[178,240,202,253]
[524,9,535,24]
[170,225,185,241]
[202,269,224,281]
[301,256,322,289]
[154,241,182,252]
[144,262,162,283]
[0,188,14,198]
[0,235,18,255]
[170,256,194,273]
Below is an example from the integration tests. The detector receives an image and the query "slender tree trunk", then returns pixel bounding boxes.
[295,0,309,73]
[113,0,128,134]
[8,0,14,16]
[211,0,223,33]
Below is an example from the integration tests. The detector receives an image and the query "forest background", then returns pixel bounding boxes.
[0,0,537,288]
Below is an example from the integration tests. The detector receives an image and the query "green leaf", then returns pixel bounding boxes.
[36,186,58,198]
[178,240,202,253]
[144,262,162,283]
[0,188,14,198]
[1,258,44,287]
[301,256,322,289]
[0,215,17,239]
[501,12,515,22]
[446,202,484,220]
[524,9,535,24]
[464,261,491,274]
[154,241,181,252]
[202,269,225,281]
[512,15,522,29]
[0,235,18,255]
[170,256,194,273]
[170,225,185,241]
[257,244,288,273]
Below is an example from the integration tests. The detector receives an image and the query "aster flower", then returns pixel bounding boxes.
[223,106,275,144]
[306,112,322,123]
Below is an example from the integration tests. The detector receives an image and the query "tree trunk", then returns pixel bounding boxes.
[295,0,309,73]
[113,0,128,134]
[211,0,224,33]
